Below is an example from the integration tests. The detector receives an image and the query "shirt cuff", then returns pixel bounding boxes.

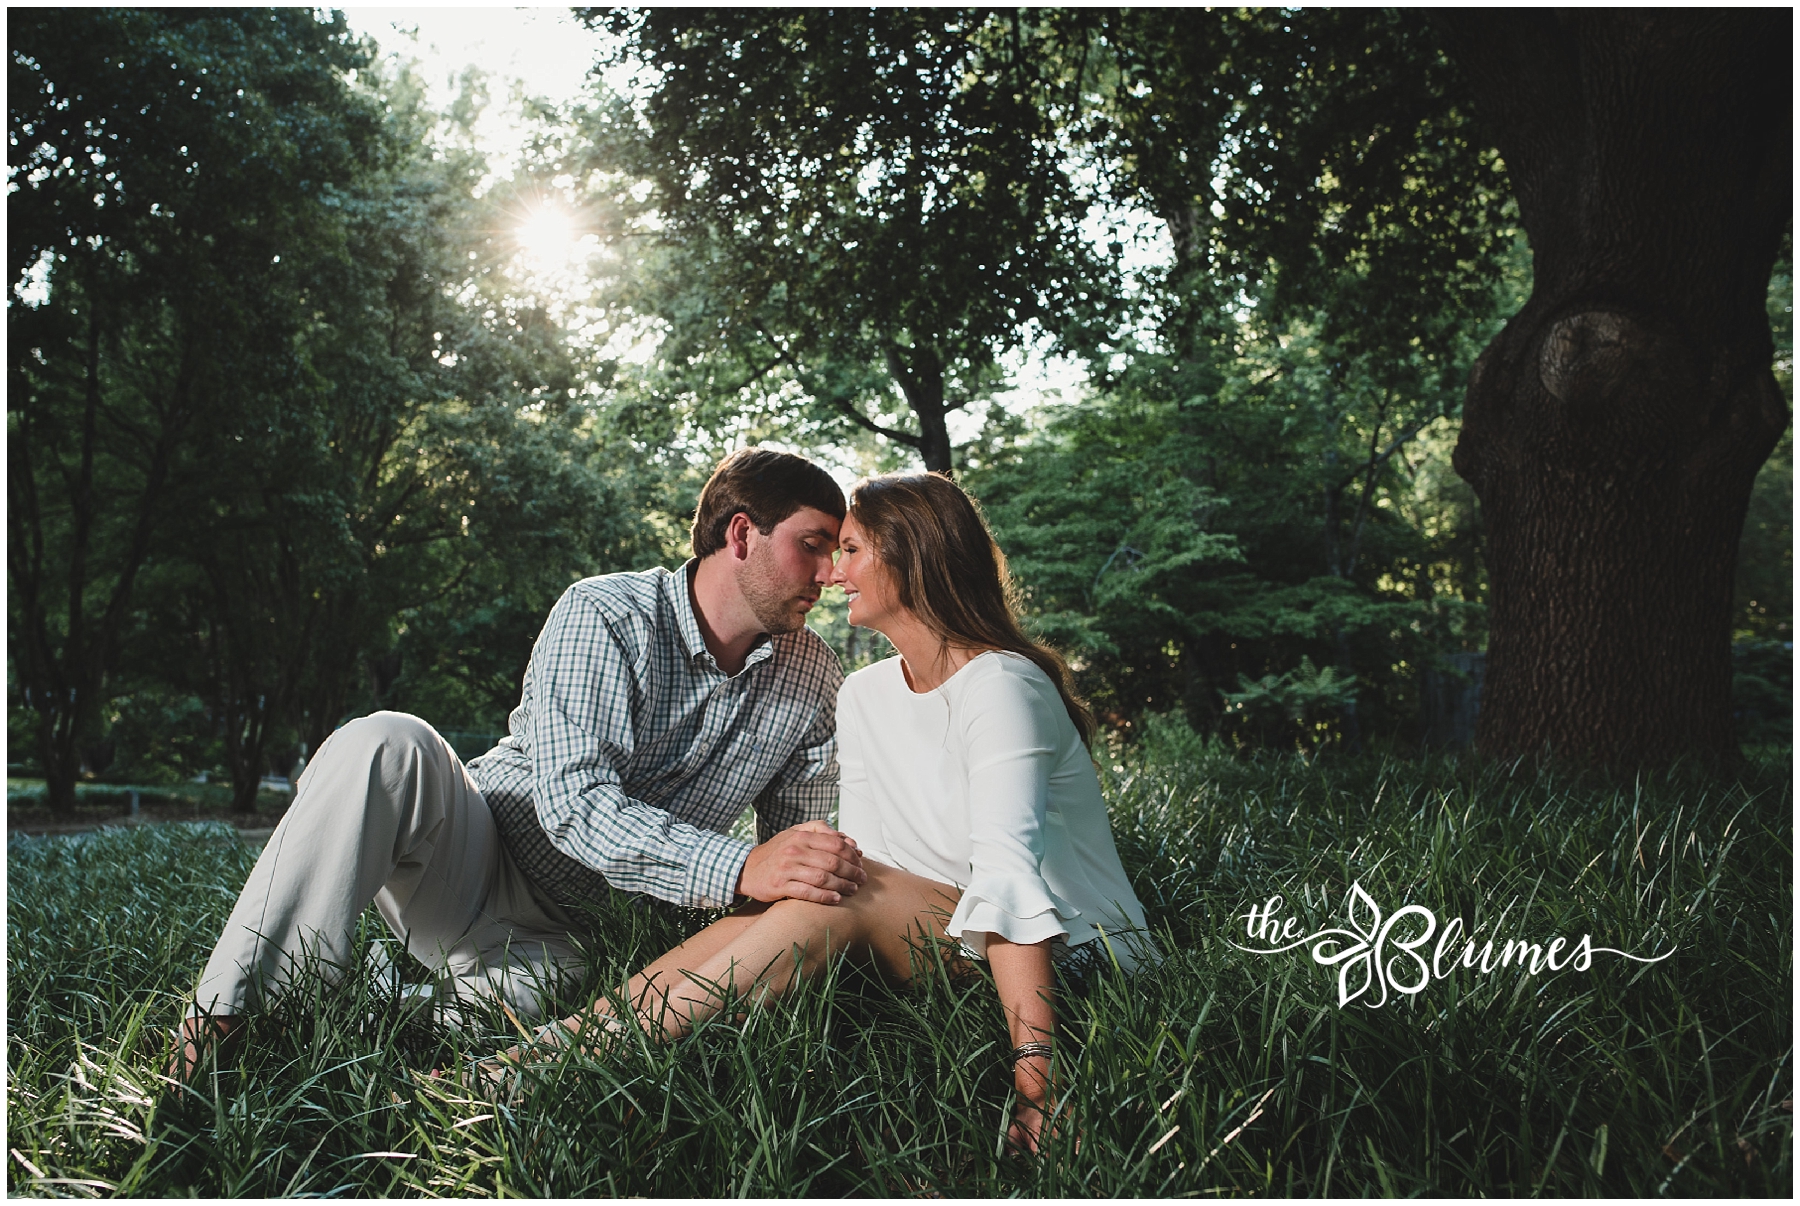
[946,874,1083,958]
[685,828,754,910]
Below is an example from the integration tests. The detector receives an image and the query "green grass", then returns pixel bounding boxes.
[7,738,1791,1196]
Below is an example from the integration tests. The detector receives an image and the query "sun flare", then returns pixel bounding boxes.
[515,204,584,271]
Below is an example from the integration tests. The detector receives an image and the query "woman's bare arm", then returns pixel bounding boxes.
[985,935,1057,1152]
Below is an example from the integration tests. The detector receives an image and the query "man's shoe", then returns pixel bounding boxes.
[169,1014,244,1082]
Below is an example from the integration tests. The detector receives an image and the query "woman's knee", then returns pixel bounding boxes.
[766,897,867,947]
[766,897,840,927]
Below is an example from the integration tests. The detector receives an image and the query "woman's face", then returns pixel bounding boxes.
[830,515,904,632]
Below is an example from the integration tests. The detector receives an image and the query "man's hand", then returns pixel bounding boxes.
[736,820,866,904]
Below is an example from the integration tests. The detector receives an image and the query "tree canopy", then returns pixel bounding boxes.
[579,8,1121,472]
[6,8,1790,796]
[9,10,676,811]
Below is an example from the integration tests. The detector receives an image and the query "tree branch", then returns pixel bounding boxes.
[823,393,924,446]
[753,321,924,446]
[1332,416,1430,493]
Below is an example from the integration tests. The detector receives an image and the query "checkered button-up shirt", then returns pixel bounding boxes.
[468,563,843,911]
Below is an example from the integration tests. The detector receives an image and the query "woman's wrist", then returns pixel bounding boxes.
[1006,1039,1054,1067]
[1009,1041,1053,1103]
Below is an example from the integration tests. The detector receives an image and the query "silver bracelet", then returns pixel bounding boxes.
[1006,1041,1054,1068]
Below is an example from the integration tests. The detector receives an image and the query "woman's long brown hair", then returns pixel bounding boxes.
[848,472,1097,747]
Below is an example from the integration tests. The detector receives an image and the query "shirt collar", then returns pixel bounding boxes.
[670,560,775,676]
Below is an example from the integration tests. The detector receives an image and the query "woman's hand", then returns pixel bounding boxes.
[1007,1049,1056,1153]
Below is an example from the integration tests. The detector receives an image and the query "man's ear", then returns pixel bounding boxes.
[723,512,757,562]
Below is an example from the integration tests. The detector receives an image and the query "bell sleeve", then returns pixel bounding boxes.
[945,664,1084,957]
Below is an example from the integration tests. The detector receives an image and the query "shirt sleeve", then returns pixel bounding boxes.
[526,587,751,909]
[945,665,1084,956]
[751,661,843,842]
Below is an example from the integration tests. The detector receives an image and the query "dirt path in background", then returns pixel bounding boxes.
[8,798,288,843]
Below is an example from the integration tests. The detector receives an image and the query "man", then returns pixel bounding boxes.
[178,448,864,1071]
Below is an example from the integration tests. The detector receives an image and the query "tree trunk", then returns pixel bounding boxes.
[885,345,955,474]
[12,304,189,812]
[228,724,265,814]
[1437,10,1791,766]
[915,403,952,476]
[221,682,269,815]
[39,706,82,815]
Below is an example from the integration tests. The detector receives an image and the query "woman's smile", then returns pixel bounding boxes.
[829,517,896,630]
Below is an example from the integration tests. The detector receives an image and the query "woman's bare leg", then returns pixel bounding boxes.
[639,860,963,1038]
[611,904,770,1014]
[498,862,961,1068]
[524,905,771,1047]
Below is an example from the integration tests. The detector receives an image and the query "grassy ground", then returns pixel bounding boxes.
[7,736,1791,1196]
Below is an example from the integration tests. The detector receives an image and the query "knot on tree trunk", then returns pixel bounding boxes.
[1534,309,1699,463]
[1539,310,1666,403]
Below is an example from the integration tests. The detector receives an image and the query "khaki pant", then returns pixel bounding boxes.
[191,712,584,1024]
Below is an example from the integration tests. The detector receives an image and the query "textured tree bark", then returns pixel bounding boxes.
[885,344,955,474]
[1437,10,1790,766]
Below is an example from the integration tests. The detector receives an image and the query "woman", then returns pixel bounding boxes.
[504,473,1155,1152]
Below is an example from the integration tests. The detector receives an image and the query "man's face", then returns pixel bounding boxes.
[739,506,841,634]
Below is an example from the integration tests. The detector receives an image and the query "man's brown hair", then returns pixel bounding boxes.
[691,448,846,558]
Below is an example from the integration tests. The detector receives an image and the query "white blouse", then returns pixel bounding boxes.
[835,650,1157,972]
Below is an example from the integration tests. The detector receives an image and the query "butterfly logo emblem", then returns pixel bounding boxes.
[1233,882,1437,1009]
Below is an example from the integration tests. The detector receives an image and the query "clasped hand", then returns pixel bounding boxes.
[736,820,866,904]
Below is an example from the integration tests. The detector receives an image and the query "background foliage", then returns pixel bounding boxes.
[8,12,686,809]
[7,9,1789,793]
